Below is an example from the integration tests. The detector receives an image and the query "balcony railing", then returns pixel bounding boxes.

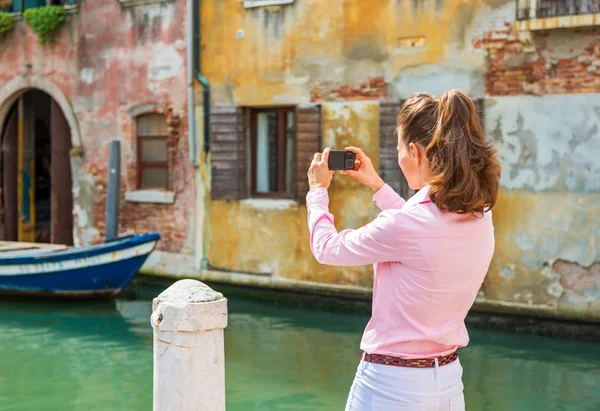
[517,0,600,20]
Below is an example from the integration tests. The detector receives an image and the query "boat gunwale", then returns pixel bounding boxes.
[0,233,161,265]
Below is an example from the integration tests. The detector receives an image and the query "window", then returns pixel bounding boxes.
[136,113,169,190]
[249,108,295,198]
[210,104,320,202]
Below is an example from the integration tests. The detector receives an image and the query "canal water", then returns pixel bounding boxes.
[0,294,599,411]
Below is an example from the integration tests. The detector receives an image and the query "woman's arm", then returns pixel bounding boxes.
[372,184,406,211]
[307,188,405,266]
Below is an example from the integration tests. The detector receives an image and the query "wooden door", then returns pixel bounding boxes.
[18,95,36,242]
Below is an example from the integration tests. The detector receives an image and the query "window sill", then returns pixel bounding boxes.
[243,0,294,8]
[241,198,298,211]
[125,190,174,204]
[118,0,174,8]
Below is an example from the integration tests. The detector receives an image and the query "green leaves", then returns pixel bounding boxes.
[0,12,15,39]
[23,5,66,45]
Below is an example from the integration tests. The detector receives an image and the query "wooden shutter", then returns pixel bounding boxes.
[379,101,413,200]
[295,104,322,202]
[210,106,247,200]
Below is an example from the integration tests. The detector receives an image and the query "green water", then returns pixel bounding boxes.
[0,296,599,411]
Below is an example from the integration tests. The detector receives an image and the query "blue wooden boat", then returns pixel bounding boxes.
[0,233,160,298]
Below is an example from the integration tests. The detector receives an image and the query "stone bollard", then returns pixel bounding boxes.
[151,279,228,411]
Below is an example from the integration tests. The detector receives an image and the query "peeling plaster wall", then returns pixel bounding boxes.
[470,18,600,320]
[484,95,600,319]
[201,0,506,282]
[0,0,194,255]
[200,0,514,105]
[488,95,600,192]
[200,0,600,321]
[489,190,599,318]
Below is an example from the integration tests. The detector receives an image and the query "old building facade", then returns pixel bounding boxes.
[198,0,600,321]
[0,0,197,269]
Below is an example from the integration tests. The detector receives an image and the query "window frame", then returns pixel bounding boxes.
[249,106,296,199]
[135,113,170,191]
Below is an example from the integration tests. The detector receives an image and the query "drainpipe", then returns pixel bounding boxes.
[187,0,211,164]
[186,0,197,166]
[194,0,210,154]
[190,0,210,160]
[196,76,210,154]
[188,0,210,271]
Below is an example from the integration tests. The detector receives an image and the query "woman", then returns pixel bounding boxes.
[306,89,501,411]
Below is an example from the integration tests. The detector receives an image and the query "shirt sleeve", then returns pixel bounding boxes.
[372,183,406,211]
[306,188,405,266]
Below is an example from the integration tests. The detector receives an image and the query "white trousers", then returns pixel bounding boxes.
[345,358,466,411]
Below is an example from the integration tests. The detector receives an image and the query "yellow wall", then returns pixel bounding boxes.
[199,0,600,321]
[200,0,494,106]
[201,0,500,285]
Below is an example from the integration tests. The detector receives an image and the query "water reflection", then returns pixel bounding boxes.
[0,300,153,411]
[0,296,598,411]
[462,330,600,411]
[0,300,149,343]
[114,299,154,339]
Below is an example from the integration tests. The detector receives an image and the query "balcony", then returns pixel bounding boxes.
[515,0,600,31]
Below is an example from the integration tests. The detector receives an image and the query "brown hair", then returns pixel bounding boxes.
[396,89,501,215]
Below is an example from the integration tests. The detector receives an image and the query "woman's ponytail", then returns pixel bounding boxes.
[397,89,501,215]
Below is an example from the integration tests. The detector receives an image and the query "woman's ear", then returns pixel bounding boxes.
[408,142,419,161]
[409,142,426,165]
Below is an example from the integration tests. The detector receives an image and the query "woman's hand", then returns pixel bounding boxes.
[341,147,385,192]
[308,148,335,191]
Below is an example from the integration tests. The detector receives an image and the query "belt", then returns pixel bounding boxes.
[362,351,458,368]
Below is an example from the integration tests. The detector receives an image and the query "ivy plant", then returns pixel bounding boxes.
[23,5,66,45]
[0,12,15,40]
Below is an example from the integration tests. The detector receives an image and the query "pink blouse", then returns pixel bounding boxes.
[306,184,494,359]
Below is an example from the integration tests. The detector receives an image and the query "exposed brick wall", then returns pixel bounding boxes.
[88,122,193,254]
[473,24,600,96]
[310,77,387,102]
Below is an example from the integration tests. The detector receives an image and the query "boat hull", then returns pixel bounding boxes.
[0,233,159,299]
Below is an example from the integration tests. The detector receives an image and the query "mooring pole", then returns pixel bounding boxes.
[105,140,120,242]
[151,279,228,411]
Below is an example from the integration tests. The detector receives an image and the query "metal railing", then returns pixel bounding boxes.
[517,0,600,20]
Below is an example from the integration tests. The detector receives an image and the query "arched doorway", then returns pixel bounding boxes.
[0,89,73,245]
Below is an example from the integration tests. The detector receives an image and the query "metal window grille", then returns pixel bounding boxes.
[517,0,600,20]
